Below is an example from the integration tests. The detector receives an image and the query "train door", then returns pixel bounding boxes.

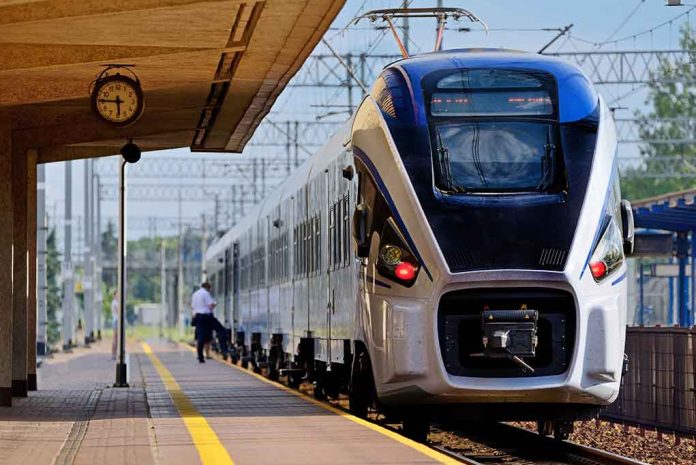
[325,167,334,365]
[231,242,239,332]
[224,248,231,327]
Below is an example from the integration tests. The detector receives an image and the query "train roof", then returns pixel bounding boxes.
[205,122,351,261]
[388,48,598,123]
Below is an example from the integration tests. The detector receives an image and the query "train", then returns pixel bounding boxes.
[204,49,635,441]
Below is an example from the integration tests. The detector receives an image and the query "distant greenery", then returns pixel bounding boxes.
[621,25,696,200]
[46,226,62,345]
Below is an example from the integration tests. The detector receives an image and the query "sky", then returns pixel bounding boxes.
[44,0,696,250]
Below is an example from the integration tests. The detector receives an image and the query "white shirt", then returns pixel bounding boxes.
[111,298,119,327]
[192,288,216,315]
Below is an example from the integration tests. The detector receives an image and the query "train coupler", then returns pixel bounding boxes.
[474,309,539,373]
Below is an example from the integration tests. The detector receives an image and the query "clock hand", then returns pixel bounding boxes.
[115,95,123,116]
[98,98,120,103]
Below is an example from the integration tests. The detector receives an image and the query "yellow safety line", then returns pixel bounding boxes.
[141,342,235,465]
[180,343,459,465]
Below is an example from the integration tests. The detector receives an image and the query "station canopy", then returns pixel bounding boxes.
[632,188,696,232]
[0,0,345,162]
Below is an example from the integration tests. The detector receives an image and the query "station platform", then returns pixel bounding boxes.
[0,339,455,465]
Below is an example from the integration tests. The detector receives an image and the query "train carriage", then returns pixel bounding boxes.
[204,49,634,441]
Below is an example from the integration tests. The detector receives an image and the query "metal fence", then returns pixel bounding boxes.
[603,327,696,435]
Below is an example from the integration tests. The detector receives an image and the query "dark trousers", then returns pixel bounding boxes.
[195,313,229,362]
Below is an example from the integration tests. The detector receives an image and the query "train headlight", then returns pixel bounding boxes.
[379,245,403,265]
[588,217,624,282]
[376,219,421,287]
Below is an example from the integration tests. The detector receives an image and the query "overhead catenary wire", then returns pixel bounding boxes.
[572,4,696,47]
[601,0,646,44]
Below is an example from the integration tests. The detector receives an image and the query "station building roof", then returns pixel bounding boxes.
[0,0,345,161]
[632,188,696,232]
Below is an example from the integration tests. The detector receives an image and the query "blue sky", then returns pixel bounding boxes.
[45,0,695,245]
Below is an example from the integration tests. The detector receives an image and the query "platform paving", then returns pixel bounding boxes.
[0,338,452,465]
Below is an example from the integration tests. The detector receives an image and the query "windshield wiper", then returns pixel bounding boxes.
[536,126,555,190]
[471,123,488,189]
[435,127,455,191]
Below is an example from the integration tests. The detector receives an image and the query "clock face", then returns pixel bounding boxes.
[92,75,143,126]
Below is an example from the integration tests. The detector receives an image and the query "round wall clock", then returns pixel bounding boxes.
[90,68,144,127]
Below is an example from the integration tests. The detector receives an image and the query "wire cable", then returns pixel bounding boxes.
[602,0,646,44]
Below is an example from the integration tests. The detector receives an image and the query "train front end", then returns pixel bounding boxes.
[350,50,634,422]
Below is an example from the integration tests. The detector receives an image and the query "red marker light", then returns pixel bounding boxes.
[589,260,608,279]
[395,262,417,281]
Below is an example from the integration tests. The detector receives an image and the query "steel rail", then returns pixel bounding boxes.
[431,422,647,465]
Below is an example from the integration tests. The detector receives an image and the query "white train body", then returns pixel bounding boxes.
[205,50,632,421]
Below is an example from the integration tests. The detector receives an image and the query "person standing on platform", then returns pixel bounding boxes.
[191,282,218,363]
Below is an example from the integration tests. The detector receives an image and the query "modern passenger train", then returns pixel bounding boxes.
[204,49,635,441]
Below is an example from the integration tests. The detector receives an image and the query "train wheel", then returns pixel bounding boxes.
[313,370,327,401]
[324,368,340,400]
[349,346,374,419]
[553,421,574,441]
[268,346,281,381]
[241,359,249,369]
[537,420,553,436]
[287,373,302,389]
[402,412,429,443]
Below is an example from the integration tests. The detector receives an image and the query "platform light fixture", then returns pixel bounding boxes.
[114,140,141,388]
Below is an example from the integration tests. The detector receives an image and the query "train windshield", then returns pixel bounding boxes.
[426,69,563,194]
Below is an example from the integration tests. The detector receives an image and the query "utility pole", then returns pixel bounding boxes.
[177,189,184,336]
[402,0,410,56]
[294,121,299,167]
[83,159,93,344]
[252,158,258,203]
[37,164,47,356]
[346,53,354,114]
[160,240,166,338]
[436,0,444,50]
[201,213,208,282]
[62,161,74,351]
[286,121,291,175]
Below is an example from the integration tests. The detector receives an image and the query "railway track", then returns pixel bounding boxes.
[429,422,647,465]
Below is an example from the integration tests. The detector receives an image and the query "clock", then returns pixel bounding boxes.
[90,72,144,127]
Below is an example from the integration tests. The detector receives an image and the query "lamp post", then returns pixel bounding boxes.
[114,141,141,388]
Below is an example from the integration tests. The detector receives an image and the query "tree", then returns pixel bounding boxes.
[46,227,62,345]
[621,25,696,200]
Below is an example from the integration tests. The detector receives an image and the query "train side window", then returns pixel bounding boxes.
[343,194,350,265]
[329,205,336,270]
[316,215,321,274]
[310,218,314,274]
[301,221,306,275]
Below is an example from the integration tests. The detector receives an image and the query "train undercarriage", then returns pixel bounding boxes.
[216,332,598,442]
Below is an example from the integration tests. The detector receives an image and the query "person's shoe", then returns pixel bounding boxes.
[198,359,205,364]
[206,355,212,360]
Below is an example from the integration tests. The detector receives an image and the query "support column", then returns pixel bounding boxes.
[62,161,74,350]
[12,147,28,397]
[37,163,47,357]
[677,231,689,327]
[26,149,37,391]
[0,130,13,406]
